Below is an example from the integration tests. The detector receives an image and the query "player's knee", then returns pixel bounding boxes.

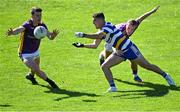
[29,65,41,74]
[24,58,41,73]
[130,61,136,66]
[32,67,40,74]
[29,65,40,73]
[101,65,106,71]
[101,63,109,70]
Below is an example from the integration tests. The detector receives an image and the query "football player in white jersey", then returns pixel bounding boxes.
[73,6,162,82]
[74,6,175,92]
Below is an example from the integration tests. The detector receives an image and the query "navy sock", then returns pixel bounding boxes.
[132,70,137,75]
[109,80,116,87]
[45,78,58,88]
[161,72,167,78]
[28,73,34,78]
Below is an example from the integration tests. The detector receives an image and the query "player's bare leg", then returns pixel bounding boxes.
[134,55,175,86]
[99,50,113,65]
[32,57,40,75]
[99,50,105,65]
[23,58,59,89]
[101,51,125,92]
[129,60,143,82]
[26,57,40,85]
[100,50,143,83]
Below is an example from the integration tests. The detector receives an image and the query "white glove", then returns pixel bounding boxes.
[75,32,84,38]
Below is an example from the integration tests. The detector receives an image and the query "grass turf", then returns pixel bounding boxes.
[0,0,180,111]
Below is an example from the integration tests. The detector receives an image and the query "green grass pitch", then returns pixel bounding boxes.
[0,0,180,111]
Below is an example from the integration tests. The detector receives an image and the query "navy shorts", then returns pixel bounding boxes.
[115,44,142,60]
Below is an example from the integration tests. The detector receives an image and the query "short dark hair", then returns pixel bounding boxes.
[93,12,105,20]
[31,7,42,15]
[128,19,139,26]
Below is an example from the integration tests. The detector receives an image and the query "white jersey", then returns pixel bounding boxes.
[96,29,114,52]
[104,42,114,52]
[100,22,131,50]
[100,22,124,48]
[96,30,114,52]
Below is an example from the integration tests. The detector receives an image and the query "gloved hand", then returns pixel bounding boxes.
[75,32,85,38]
[72,42,84,48]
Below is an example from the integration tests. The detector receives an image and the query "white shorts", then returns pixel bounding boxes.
[20,50,40,61]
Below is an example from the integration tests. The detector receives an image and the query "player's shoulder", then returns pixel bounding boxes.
[116,22,127,27]
[103,22,115,29]
[104,22,113,27]
[115,22,127,31]
[22,19,32,28]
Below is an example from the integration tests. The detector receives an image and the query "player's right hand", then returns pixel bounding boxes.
[72,42,84,48]
[152,6,160,13]
[6,28,13,36]
[50,29,60,40]
[75,32,84,38]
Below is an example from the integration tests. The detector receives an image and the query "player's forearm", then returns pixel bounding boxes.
[47,32,57,40]
[12,27,24,35]
[136,6,160,23]
[84,44,98,49]
[47,29,59,40]
[47,32,53,40]
[84,33,102,39]
[137,10,154,23]
[128,9,155,37]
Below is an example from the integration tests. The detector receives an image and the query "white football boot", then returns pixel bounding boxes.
[106,87,117,92]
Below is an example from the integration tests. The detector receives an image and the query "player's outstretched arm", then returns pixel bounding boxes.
[72,39,101,49]
[84,39,101,48]
[47,29,59,40]
[136,6,160,23]
[6,26,25,37]
[75,32,105,39]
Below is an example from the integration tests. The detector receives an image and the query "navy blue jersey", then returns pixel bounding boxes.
[18,19,47,54]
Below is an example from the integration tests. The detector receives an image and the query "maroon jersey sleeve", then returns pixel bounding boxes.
[21,22,29,29]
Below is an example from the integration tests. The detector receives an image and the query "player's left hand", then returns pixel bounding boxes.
[50,29,59,40]
[72,42,84,48]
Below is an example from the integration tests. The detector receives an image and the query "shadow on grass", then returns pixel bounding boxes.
[82,100,97,102]
[39,85,100,101]
[114,78,180,99]
[0,104,12,107]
